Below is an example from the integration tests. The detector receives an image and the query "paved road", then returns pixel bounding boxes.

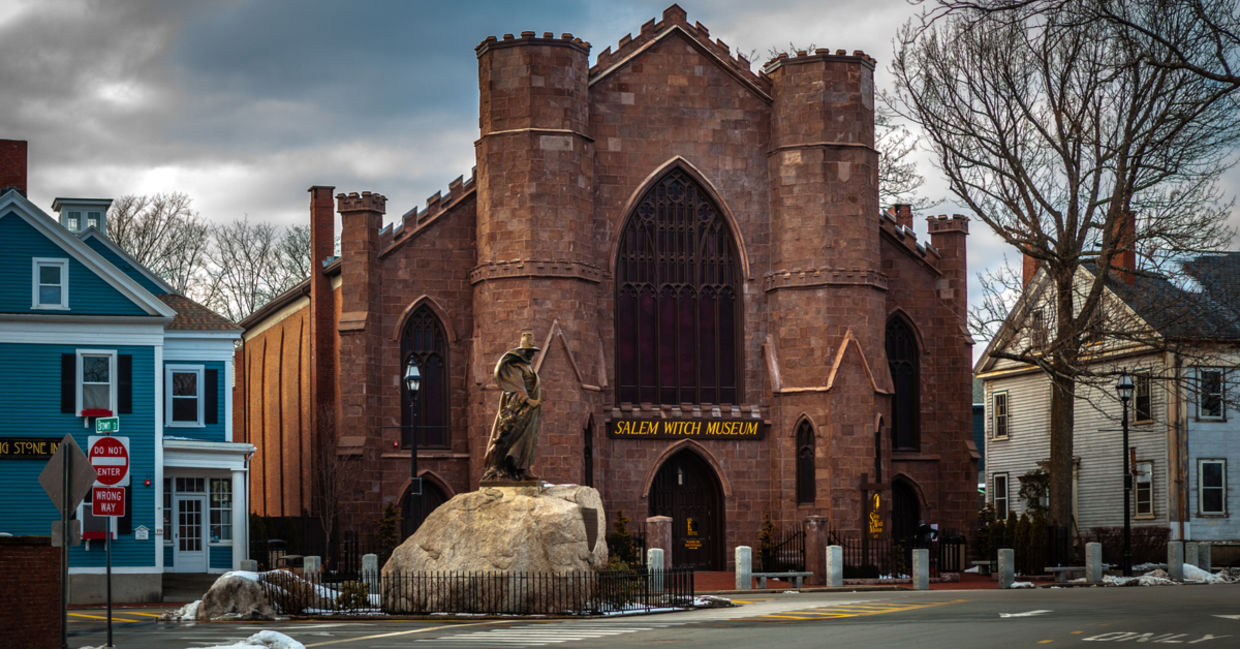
[68,584,1240,649]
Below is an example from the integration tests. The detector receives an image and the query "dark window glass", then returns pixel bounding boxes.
[615,169,741,404]
[886,317,920,451]
[1135,374,1152,421]
[1200,370,1223,419]
[401,305,450,449]
[796,420,815,504]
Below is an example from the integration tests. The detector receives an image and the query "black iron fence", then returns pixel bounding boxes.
[260,568,695,616]
[828,531,967,578]
[759,524,806,572]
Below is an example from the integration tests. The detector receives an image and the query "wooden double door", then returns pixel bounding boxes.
[649,450,725,570]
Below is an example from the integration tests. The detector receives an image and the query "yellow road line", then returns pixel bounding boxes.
[68,612,142,623]
[748,598,967,622]
[123,611,167,618]
[302,620,504,647]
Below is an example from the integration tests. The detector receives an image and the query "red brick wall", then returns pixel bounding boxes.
[0,139,27,195]
[0,537,60,649]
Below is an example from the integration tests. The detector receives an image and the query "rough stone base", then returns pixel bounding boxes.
[69,572,161,605]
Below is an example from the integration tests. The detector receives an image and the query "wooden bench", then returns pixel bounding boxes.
[753,571,813,588]
[1044,566,1085,582]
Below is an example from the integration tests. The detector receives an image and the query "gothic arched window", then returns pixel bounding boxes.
[886,316,920,451]
[796,420,815,504]
[401,305,449,448]
[615,169,741,405]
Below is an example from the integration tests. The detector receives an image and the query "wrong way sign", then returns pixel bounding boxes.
[88,436,129,487]
[92,486,125,517]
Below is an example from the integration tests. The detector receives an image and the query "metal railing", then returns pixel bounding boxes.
[759,524,806,572]
[260,568,695,616]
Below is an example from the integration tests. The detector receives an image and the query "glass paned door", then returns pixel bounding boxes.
[174,495,208,572]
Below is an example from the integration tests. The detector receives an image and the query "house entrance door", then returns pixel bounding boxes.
[174,495,208,572]
[649,450,725,570]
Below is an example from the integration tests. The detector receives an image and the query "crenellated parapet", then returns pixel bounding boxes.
[475,31,590,57]
[336,191,387,215]
[762,47,877,74]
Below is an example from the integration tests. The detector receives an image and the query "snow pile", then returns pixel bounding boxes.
[693,595,734,608]
[162,600,201,621]
[1182,564,1240,584]
[1009,581,1035,589]
[189,630,305,649]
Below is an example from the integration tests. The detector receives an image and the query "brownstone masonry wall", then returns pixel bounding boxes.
[0,537,60,649]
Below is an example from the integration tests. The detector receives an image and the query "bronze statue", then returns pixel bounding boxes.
[481,331,542,482]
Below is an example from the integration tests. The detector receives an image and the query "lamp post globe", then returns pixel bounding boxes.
[1116,370,1134,577]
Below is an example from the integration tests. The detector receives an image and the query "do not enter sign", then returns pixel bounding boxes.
[88,435,129,487]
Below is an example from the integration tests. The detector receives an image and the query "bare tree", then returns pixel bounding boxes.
[891,1,1240,525]
[198,218,311,322]
[875,105,932,209]
[106,193,210,294]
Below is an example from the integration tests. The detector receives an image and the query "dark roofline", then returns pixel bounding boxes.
[238,278,310,329]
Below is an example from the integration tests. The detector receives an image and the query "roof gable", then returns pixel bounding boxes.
[79,229,176,295]
[0,189,175,320]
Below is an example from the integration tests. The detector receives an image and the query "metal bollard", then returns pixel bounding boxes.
[1167,541,1184,580]
[362,553,379,595]
[1199,543,1212,573]
[826,545,844,588]
[912,548,929,590]
[1184,542,1199,569]
[1085,542,1103,583]
[240,559,258,572]
[998,548,1015,589]
[303,555,322,576]
[735,546,753,590]
[647,548,665,593]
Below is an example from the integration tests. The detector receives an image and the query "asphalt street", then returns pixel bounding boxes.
[68,584,1240,649]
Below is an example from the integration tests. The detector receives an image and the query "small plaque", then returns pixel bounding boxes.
[134,525,150,541]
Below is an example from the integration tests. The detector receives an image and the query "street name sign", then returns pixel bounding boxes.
[88,435,130,487]
[94,416,119,434]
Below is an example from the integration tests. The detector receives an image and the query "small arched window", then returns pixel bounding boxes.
[796,420,815,504]
[615,168,741,405]
[401,305,449,448]
[886,316,920,451]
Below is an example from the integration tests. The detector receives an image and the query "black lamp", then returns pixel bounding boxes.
[1116,370,1134,577]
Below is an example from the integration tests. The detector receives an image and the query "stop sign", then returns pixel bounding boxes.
[88,436,130,487]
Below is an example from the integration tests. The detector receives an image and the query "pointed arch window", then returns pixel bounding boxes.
[886,316,920,451]
[401,305,449,449]
[796,420,815,504]
[615,168,741,405]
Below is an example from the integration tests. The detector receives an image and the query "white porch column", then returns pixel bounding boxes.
[232,468,246,570]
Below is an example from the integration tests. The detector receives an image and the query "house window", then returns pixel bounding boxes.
[1199,459,1226,515]
[209,479,232,542]
[994,473,1010,518]
[33,258,69,309]
[615,168,741,405]
[77,350,116,416]
[1199,369,1224,420]
[67,213,80,230]
[87,211,101,230]
[1030,308,1048,347]
[165,365,204,426]
[1134,373,1152,422]
[400,305,450,449]
[992,392,1009,439]
[163,478,172,546]
[886,316,920,451]
[796,420,815,504]
[1134,460,1153,518]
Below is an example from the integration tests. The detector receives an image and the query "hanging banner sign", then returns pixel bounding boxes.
[607,418,766,440]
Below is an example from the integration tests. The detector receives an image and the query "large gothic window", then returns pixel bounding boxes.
[615,169,741,405]
[401,305,449,449]
[886,316,920,451]
[796,420,815,504]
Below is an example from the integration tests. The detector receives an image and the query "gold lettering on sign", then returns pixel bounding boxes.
[607,418,765,440]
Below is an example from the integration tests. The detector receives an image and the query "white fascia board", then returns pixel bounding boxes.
[0,190,176,318]
[77,230,177,294]
[163,439,256,471]
[154,342,164,570]
[69,567,160,575]
[163,334,240,362]
[0,320,166,346]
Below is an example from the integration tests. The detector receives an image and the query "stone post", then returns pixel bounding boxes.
[1199,543,1212,572]
[645,516,673,570]
[240,559,258,572]
[303,555,321,577]
[647,548,665,593]
[735,546,753,590]
[1184,542,1199,568]
[1085,542,1103,583]
[805,516,830,586]
[912,548,929,590]
[362,553,379,594]
[998,548,1015,589]
[1167,541,1184,580]
[826,545,844,588]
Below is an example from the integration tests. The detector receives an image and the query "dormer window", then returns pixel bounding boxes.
[32,258,69,309]
[87,211,101,230]
[67,212,80,231]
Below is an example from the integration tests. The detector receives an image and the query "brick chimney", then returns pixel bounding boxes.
[892,204,914,230]
[0,139,27,196]
[307,185,337,473]
[1022,253,1040,287]
[927,214,970,323]
[1109,211,1136,285]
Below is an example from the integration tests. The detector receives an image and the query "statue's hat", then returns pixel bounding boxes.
[519,331,540,352]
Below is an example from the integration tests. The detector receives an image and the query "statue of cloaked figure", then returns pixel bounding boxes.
[481,331,542,483]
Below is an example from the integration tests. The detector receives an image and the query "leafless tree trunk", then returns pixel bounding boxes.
[892,1,1240,525]
[200,218,310,322]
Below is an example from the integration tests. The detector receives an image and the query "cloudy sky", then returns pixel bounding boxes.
[3,0,1238,356]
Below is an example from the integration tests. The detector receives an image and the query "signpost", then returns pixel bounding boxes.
[88,430,126,649]
[39,434,95,649]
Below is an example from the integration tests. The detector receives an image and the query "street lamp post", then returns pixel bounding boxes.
[1116,370,1134,577]
[404,359,422,538]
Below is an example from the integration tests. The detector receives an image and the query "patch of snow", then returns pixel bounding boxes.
[161,600,201,621]
[188,630,305,649]
[693,595,733,608]
[1009,581,1035,589]
[221,570,262,583]
[963,565,981,574]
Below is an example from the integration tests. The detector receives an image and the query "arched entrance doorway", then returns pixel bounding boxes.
[891,478,921,546]
[649,449,725,569]
[403,479,449,536]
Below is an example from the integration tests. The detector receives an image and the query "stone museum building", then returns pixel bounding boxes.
[236,5,977,569]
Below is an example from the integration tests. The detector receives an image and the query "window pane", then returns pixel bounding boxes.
[83,384,110,410]
[173,372,197,397]
[172,397,197,422]
[83,356,109,382]
[1203,488,1223,513]
[40,286,62,304]
[1203,462,1223,487]
[40,265,61,284]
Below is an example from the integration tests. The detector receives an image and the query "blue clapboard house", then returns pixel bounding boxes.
[0,142,253,603]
